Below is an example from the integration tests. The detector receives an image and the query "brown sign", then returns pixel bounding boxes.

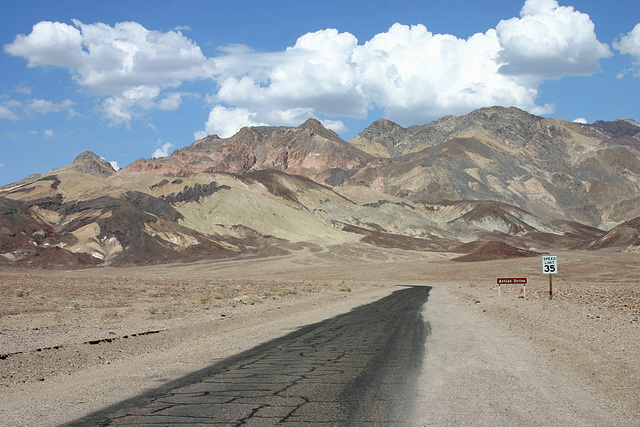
[497,277,527,285]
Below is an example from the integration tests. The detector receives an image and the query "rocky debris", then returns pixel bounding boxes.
[527,286,640,318]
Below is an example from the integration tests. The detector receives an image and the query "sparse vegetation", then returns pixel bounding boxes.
[101,309,121,320]
[339,281,351,292]
[71,300,85,310]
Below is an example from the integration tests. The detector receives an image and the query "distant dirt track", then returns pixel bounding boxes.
[66,286,430,426]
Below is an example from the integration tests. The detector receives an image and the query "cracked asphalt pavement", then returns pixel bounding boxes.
[66,286,430,426]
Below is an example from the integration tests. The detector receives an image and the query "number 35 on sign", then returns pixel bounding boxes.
[542,255,558,274]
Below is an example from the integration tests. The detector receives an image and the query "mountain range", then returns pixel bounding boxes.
[1,106,639,268]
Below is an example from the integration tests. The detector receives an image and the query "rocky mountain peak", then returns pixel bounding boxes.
[348,118,411,158]
[368,118,407,135]
[297,118,343,143]
[43,150,116,178]
[73,151,105,164]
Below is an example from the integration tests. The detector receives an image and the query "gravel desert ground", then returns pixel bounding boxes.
[0,244,639,425]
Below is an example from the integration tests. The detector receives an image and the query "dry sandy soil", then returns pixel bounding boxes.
[0,243,639,426]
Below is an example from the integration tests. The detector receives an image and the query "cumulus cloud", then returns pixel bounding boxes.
[5,21,86,69]
[496,0,612,78]
[152,140,174,158]
[4,1,614,136]
[351,23,556,124]
[202,0,610,133]
[573,117,588,124]
[614,23,640,77]
[615,23,640,58]
[44,129,55,137]
[5,20,214,125]
[204,105,268,138]
[109,160,120,171]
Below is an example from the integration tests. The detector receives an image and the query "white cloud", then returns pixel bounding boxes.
[24,98,77,116]
[152,141,174,158]
[193,130,207,141]
[101,85,160,126]
[101,96,133,126]
[1,98,78,120]
[0,105,20,121]
[204,105,267,138]
[615,23,640,58]
[15,84,31,94]
[5,2,614,133]
[573,117,588,124]
[495,0,612,78]
[213,29,368,121]
[4,21,86,69]
[320,119,347,133]
[44,129,55,137]
[351,24,556,124]
[614,23,640,77]
[204,1,609,129]
[158,92,183,111]
[5,20,214,125]
[109,161,120,171]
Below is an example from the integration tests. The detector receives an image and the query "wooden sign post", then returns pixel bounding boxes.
[497,277,527,298]
[541,255,558,300]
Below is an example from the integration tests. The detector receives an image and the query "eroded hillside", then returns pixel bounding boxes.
[1,107,639,267]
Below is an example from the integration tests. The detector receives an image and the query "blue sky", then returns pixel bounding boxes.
[1,0,638,185]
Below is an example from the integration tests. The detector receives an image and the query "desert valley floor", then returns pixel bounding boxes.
[0,245,639,425]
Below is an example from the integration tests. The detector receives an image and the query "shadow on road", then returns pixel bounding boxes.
[66,285,431,426]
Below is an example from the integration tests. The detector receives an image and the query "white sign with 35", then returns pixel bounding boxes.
[542,255,558,275]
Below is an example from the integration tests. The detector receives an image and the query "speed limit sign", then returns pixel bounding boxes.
[542,255,558,275]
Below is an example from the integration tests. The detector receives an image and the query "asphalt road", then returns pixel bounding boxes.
[67,286,430,426]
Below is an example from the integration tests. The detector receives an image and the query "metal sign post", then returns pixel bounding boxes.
[541,255,558,300]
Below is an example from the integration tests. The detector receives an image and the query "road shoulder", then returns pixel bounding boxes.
[411,284,639,426]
